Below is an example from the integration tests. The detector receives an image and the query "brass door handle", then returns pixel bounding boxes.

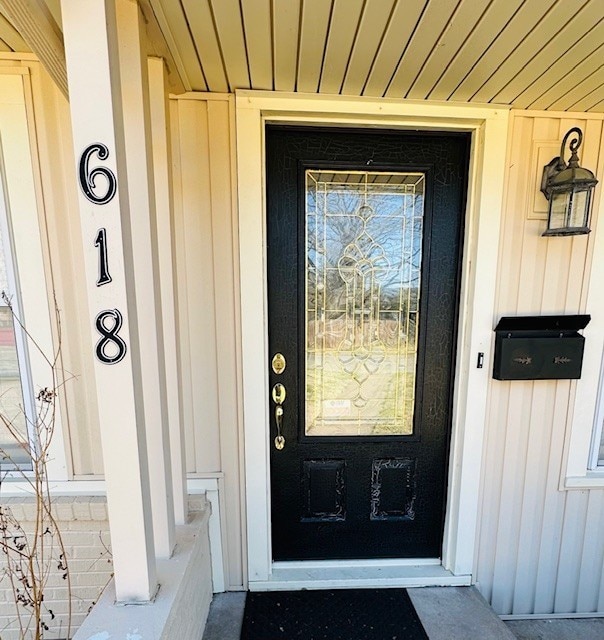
[272,382,286,450]
[275,405,285,450]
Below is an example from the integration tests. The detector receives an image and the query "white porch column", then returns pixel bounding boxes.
[115,0,176,557]
[148,56,188,526]
[61,0,159,602]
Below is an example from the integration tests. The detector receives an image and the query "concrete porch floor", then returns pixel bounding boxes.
[201,589,604,640]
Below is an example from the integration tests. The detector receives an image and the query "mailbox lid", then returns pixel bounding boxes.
[495,314,590,335]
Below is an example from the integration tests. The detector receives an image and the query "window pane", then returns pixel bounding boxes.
[0,307,30,466]
[305,170,424,436]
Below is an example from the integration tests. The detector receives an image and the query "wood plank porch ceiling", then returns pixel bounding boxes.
[153,0,604,112]
[4,0,604,112]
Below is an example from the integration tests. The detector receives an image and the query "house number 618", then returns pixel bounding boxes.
[79,143,126,365]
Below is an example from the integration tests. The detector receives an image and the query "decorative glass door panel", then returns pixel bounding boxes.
[306,170,424,437]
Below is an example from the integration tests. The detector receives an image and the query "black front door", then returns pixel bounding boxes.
[266,126,469,561]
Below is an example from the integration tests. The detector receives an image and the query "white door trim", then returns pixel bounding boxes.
[235,91,510,586]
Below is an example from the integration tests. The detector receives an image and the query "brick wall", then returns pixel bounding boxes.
[71,507,212,640]
[0,496,113,639]
[0,496,211,639]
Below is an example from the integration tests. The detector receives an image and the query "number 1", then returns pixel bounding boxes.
[94,228,112,286]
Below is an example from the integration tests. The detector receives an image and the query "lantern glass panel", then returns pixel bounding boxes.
[549,191,570,231]
[569,188,590,228]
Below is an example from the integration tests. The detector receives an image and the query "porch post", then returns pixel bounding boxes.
[114,0,176,557]
[60,0,158,601]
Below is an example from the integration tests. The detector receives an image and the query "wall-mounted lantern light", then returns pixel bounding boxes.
[540,127,598,236]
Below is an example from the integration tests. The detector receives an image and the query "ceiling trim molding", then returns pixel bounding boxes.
[0,0,67,97]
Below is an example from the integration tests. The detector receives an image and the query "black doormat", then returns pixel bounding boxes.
[240,588,428,640]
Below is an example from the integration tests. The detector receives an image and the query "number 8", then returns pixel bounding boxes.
[95,309,127,365]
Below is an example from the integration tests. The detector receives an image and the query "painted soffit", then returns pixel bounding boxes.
[2,0,604,113]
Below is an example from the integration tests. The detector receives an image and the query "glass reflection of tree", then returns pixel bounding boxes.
[306,173,424,436]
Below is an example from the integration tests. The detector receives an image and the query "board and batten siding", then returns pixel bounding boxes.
[476,111,604,615]
[169,94,245,590]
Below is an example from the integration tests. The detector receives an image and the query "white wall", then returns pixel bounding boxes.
[476,111,604,615]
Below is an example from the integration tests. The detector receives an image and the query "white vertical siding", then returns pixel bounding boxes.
[170,94,245,589]
[171,98,221,474]
[477,112,604,615]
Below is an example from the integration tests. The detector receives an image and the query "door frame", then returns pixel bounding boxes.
[236,91,510,588]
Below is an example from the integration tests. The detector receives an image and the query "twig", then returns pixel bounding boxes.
[0,299,73,639]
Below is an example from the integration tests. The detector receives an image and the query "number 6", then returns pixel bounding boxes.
[79,143,117,205]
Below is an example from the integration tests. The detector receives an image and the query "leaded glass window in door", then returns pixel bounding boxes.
[305,170,425,436]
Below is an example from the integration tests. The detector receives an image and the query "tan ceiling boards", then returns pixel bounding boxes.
[4,0,604,112]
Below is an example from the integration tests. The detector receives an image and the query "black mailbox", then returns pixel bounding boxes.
[493,315,590,381]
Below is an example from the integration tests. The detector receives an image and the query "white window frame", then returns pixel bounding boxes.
[0,70,68,480]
